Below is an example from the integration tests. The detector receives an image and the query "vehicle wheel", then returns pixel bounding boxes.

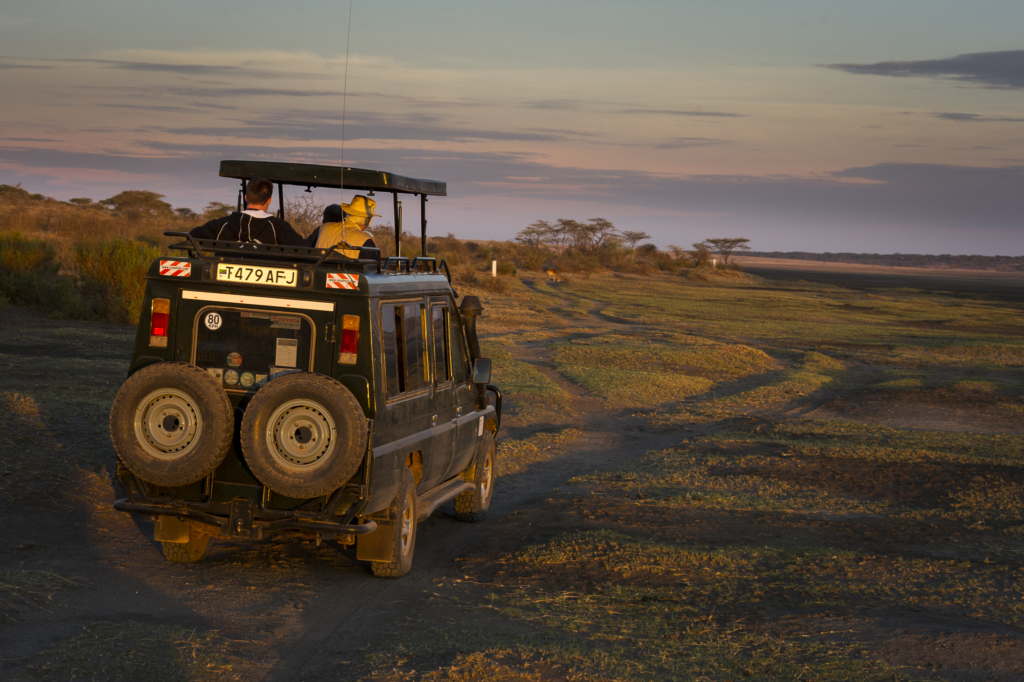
[371,468,418,578]
[109,362,234,487]
[454,433,495,523]
[161,529,210,563]
[240,372,368,498]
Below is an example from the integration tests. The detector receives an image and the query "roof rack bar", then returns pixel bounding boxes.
[163,231,208,260]
[382,256,410,273]
[410,256,436,273]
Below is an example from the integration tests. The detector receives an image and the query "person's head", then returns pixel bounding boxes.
[342,195,379,229]
[322,204,343,224]
[244,178,274,209]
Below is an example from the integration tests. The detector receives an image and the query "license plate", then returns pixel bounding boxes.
[216,264,298,287]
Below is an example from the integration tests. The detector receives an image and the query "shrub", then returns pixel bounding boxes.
[74,239,159,323]
[0,231,88,317]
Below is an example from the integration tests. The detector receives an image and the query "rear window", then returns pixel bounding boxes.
[193,309,313,391]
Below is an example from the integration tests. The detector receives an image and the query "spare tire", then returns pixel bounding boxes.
[110,362,234,487]
[239,372,368,498]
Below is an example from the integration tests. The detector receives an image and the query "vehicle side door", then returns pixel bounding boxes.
[428,298,458,472]
[378,297,452,492]
[446,303,482,478]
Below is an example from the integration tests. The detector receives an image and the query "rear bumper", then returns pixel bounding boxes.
[114,498,376,541]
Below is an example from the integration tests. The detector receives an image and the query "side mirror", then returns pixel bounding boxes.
[472,357,491,384]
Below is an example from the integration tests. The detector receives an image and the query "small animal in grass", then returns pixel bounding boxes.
[546,269,563,283]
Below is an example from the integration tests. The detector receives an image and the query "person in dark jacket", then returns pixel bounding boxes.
[191,178,306,246]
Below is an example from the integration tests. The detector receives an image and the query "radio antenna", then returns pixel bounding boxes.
[339,0,354,207]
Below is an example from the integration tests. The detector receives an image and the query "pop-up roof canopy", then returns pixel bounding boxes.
[219,160,446,258]
[219,160,446,196]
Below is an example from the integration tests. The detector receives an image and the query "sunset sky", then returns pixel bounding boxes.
[1,1,1022,255]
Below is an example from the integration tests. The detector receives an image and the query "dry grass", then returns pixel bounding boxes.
[25,621,261,681]
[0,570,79,623]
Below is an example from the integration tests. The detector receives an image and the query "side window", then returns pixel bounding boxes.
[431,305,451,385]
[450,308,469,384]
[381,304,403,396]
[381,300,427,399]
[404,303,427,393]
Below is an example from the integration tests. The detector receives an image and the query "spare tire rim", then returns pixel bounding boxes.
[134,388,203,461]
[400,489,414,557]
[267,399,336,470]
[480,445,493,502]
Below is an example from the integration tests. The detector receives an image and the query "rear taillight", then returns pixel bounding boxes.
[339,314,359,364]
[150,298,170,347]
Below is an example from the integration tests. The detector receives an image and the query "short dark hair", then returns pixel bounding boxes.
[245,178,273,205]
[322,204,343,223]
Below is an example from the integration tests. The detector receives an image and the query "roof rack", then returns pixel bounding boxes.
[164,232,451,282]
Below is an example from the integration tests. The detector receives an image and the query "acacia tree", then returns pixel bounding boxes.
[667,244,686,259]
[688,241,712,267]
[621,230,651,250]
[703,237,751,265]
[515,220,552,248]
[201,202,234,222]
[586,218,620,249]
[100,191,173,219]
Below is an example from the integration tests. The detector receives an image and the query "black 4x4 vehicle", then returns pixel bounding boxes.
[109,161,500,578]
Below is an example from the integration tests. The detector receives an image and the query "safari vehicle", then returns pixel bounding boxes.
[109,161,501,578]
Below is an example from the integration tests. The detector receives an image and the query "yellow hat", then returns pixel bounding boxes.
[343,195,380,218]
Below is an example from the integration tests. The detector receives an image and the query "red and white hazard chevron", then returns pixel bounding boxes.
[159,260,191,277]
[326,273,360,290]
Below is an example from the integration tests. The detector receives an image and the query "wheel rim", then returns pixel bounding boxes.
[134,388,203,461]
[400,489,415,557]
[480,445,494,502]
[266,399,336,470]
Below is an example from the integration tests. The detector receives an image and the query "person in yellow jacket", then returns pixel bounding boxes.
[309,195,379,258]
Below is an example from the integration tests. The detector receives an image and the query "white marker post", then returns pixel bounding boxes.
[492,260,497,277]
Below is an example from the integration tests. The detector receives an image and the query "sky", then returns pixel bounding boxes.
[1,0,1023,255]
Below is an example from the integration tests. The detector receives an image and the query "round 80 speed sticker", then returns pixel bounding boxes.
[204,312,223,330]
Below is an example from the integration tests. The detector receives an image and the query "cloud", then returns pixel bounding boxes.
[826,50,1024,89]
[161,110,574,143]
[523,99,746,117]
[0,57,52,70]
[653,137,730,150]
[614,108,746,118]
[931,112,1024,123]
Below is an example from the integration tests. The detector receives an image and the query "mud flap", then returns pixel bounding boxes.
[154,516,190,544]
[356,520,394,562]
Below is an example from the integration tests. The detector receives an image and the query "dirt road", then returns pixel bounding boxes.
[0,295,696,680]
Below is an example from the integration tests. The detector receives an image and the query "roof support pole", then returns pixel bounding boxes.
[277,182,285,220]
[420,194,427,256]
[393,192,401,258]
